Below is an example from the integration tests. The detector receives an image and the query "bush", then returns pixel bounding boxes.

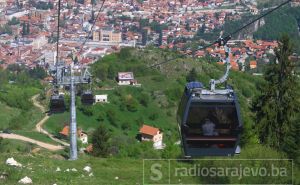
[107,109,118,127]
[79,105,94,116]
[97,112,106,122]
[121,122,131,130]
[149,113,158,120]
[91,124,110,157]
[124,95,139,112]
[138,93,150,107]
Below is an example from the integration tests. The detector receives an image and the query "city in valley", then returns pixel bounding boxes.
[0,0,299,72]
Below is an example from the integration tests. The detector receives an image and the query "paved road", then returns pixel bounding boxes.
[32,95,69,147]
[0,133,64,151]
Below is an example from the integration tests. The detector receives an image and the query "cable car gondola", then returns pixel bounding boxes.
[177,82,242,157]
[50,94,66,113]
[81,90,94,105]
[177,37,242,157]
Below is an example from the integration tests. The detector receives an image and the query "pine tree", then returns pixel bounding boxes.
[158,30,163,46]
[74,56,78,64]
[141,29,147,46]
[22,22,26,36]
[91,10,95,22]
[185,22,191,31]
[253,35,300,160]
[91,124,110,157]
[26,23,30,35]
[186,68,198,82]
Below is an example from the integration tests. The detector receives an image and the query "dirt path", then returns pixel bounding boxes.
[0,133,64,151]
[32,95,69,147]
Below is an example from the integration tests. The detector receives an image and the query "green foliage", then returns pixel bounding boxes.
[138,92,150,107]
[123,95,139,112]
[253,35,300,161]
[186,67,198,82]
[92,124,111,157]
[148,112,158,120]
[21,22,30,36]
[96,111,106,121]
[164,86,182,102]
[0,24,12,35]
[141,29,148,45]
[73,7,80,15]
[0,87,32,110]
[29,66,47,79]
[79,105,94,116]
[34,1,54,10]
[8,17,20,25]
[106,109,118,127]
[254,7,300,40]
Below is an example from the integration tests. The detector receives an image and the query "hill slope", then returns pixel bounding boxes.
[0,48,298,184]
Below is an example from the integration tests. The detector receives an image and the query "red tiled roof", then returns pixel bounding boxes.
[60,125,69,136]
[139,124,159,136]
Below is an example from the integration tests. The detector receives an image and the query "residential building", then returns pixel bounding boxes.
[59,125,88,144]
[139,124,164,149]
[94,94,108,103]
[117,72,137,85]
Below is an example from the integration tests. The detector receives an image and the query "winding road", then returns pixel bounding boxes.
[0,94,69,151]
[32,95,69,147]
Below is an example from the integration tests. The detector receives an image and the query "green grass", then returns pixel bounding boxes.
[45,86,178,138]
[0,145,298,185]
[0,102,21,130]
[13,131,59,145]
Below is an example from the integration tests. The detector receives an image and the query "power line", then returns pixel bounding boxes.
[78,0,106,55]
[147,0,293,69]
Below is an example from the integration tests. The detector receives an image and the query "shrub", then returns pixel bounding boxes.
[91,124,110,157]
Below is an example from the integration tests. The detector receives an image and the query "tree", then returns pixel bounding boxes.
[185,22,191,31]
[141,29,147,46]
[73,8,80,15]
[0,24,12,35]
[26,23,30,35]
[22,22,26,36]
[107,65,117,80]
[186,68,198,82]
[8,17,20,25]
[74,56,79,64]
[91,124,110,157]
[90,10,95,22]
[253,35,300,161]
[158,30,163,46]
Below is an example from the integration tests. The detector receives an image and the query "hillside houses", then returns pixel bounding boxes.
[0,0,288,70]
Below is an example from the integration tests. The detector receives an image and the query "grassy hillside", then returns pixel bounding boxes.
[0,48,299,184]
[0,145,297,185]
[43,47,264,159]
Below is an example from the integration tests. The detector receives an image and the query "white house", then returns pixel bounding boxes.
[79,132,88,144]
[117,72,137,85]
[94,94,108,103]
[139,124,165,149]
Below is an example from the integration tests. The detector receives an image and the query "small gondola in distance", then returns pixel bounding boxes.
[50,94,66,113]
[81,90,94,105]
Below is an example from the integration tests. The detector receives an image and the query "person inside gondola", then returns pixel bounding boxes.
[202,118,219,136]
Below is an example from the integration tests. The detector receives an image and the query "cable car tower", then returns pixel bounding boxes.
[53,63,92,160]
